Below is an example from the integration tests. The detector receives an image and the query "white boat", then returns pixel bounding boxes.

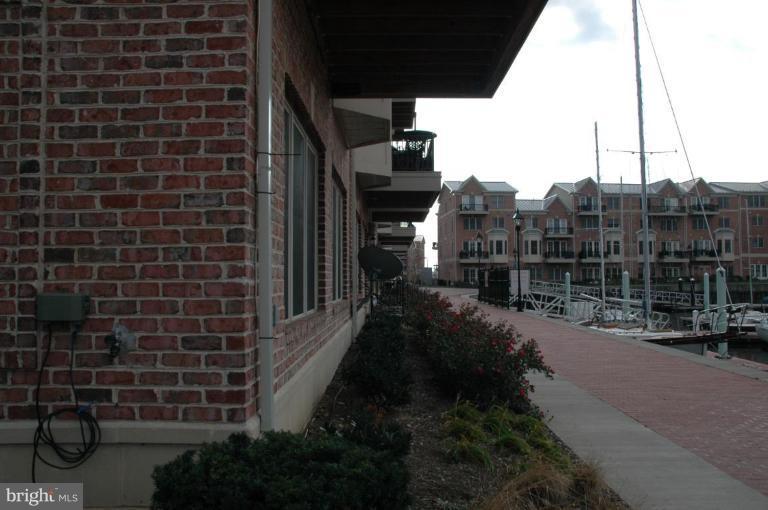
[757,319,768,344]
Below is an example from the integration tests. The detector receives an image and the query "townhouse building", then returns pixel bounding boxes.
[0,1,548,506]
[405,235,425,282]
[438,176,768,285]
[436,176,518,284]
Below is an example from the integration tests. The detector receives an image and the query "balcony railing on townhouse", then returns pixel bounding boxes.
[544,226,574,236]
[690,249,718,259]
[391,130,436,172]
[544,250,575,260]
[459,203,489,213]
[658,250,691,259]
[459,250,489,260]
[649,205,687,214]
[578,250,609,260]
[576,204,607,214]
[688,203,719,214]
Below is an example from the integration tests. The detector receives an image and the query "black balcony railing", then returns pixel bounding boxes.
[578,250,609,259]
[459,203,489,212]
[544,226,573,235]
[649,205,687,214]
[544,250,575,259]
[459,250,489,260]
[658,250,690,259]
[577,203,607,213]
[691,249,717,258]
[688,203,719,213]
[391,130,436,172]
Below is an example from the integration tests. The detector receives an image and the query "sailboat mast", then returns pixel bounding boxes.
[632,0,652,326]
[746,198,754,304]
[595,122,606,320]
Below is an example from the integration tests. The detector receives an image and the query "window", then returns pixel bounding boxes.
[746,195,766,208]
[525,217,539,229]
[551,267,564,282]
[494,239,506,255]
[530,240,539,255]
[717,196,729,209]
[661,240,680,253]
[607,240,621,255]
[580,240,600,257]
[285,108,318,318]
[606,217,620,228]
[332,181,344,301]
[752,237,765,249]
[492,216,504,228]
[463,216,483,230]
[753,215,764,227]
[607,197,621,210]
[490,195,504,209]
[580,216,599,229]
[693,239,713,251]
[719,217,731,228]
[462,239,482,255]
[663,197,679,208]
[692,217,706,230]
[606,266,622,280]
[638,240,655,255]
[660,218,678,232]
[546,218,568,233]
[716,238,733,255]
[581,267,600,281]
[663,266,681,279]
[752,264,768,280]
[463,268,479,284]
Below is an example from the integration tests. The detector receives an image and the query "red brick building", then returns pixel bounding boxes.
[438,175,768,285]
[0,1,547,506]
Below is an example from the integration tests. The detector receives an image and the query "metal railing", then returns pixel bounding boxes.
[459,203,489,212]
[577,203,607,213]
[544,226,573,235]
[391,130,435,172]
[649,205,687,214]
[477,267,511,308]
[658,250,690,259]
[544,250,575,259]
[459,250,489,259]
[529,280,705,307]
[688,203,719,213]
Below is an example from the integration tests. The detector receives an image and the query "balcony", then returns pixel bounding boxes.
[544,226,574,237]
[459,203,489,215]
[688,203,719,214]
[658,250,690,260]
[459,250,489,263]
[578,250,609,262]
[366,130,441,223]
[577,204,607,215]
[544,250,575,262]
[691,249,718,260]
[649,205,687,215]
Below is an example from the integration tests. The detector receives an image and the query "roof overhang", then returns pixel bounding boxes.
[308,0,549,98]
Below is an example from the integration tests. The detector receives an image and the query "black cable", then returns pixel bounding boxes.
[32,324,101,483]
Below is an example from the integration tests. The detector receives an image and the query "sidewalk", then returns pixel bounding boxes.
[438,288,768,509]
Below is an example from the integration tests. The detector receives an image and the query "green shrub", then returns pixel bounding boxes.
[405,290,553,411]
[335,408,412,458]
[344,314,411,405]
[151,432,410,510]
[495,432,531,455]
[445,438,493,468]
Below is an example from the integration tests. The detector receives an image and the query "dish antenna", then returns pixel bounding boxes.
[358,246,403,280]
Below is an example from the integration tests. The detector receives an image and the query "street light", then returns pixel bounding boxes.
[513,208,523,312]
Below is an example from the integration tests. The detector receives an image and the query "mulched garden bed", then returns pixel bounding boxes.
[305,327,630,509]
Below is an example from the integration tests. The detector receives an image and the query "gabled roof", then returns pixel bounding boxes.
[710,182,768,193]
[552,182,575,193]
[516,195,562,212]
[443,176,517,193]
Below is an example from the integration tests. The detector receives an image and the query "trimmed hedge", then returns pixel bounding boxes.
[343,314,411,406]
[152,432,409,510]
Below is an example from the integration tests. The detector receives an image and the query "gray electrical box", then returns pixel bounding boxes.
[36,293,90,323]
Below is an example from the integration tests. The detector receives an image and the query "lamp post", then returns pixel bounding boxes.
[475,231,483,289]
[689,277,696,308]
[513,208,523,312]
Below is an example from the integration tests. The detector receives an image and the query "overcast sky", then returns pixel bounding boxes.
[415,0,768,267]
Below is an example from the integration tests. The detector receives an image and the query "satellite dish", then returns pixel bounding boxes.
[358,246,403,280]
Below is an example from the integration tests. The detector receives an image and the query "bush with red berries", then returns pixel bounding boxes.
[406,290,553,413]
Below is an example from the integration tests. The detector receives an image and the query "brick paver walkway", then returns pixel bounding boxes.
[439,289,768,496]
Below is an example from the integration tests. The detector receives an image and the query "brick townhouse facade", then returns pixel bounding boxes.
[438,176,768,286]
[0,1,548,506]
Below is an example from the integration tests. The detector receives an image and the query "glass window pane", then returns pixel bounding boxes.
[292,125,305,315]
[306,149,316,311]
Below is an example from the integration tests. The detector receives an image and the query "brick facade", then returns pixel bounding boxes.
[0,0,364,427]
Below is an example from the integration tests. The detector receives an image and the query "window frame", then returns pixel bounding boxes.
[284,107,319,320]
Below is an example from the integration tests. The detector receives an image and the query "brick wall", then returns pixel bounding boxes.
[0,0,259,423]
